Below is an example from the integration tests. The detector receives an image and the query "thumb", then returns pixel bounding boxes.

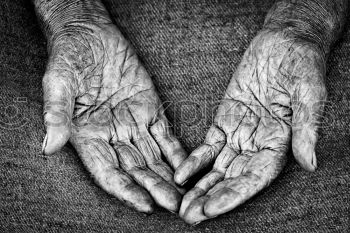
[42,68,76,155]
[291,77,327,172]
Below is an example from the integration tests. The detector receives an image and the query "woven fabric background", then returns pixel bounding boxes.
[0,0,349,232]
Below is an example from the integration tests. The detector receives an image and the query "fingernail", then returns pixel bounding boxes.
[42,134,48,155]
[142,211,154,216]
[181,180,188,186]
[311,151,317,170]
[169,210,177,214]
[191,221,202,226]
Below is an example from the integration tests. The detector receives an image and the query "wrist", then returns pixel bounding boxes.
[263,0,348,56]
[33,0,111,41]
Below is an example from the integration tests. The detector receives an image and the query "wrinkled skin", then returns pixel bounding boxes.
[42,22,187,213]
[174,30,326,224]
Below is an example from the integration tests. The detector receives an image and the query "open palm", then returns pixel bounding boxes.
[175,30,326,224]
[42,23,187,213]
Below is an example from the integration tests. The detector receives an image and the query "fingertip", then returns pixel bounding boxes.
[147,180,182,213]
[293,149,317,172]
[292,127,318,172]
[182,197,209,225]
[174,156,197,185]
[128,192,155,214]
[174,169,187,186]
[111,177,155,214]
[203,199,218,217]
[161,191,182,213]
[165,188,183,213]
[174,173,185,186]
[174,168,185,185]
[135,200,155,214]
[204,188,239,217]
[183,216,203,226]
[306,164,317,172]
[182,208,203,225]
[43,126,71,155]
[292,141,317,172]
[304,151,317,172]
[179,187,205,217]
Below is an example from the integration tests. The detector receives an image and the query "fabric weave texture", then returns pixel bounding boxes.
[0,0,349,232]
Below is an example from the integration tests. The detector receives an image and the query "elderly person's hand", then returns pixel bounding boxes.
[174,0,348,224]
[34,0,187,213]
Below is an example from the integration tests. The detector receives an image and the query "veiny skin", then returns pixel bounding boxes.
[36,2,187,213]
[174,0,348,224]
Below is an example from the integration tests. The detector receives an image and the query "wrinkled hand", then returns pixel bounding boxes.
[41,22,187,213]
[174,30,326,224]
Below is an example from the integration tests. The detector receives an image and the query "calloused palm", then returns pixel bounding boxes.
[174,30,326,224]
[42,22,187,213]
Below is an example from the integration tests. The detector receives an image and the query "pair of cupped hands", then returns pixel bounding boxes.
[41,19,326,225]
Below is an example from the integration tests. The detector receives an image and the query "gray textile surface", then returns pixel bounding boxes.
[0,0,349,232]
